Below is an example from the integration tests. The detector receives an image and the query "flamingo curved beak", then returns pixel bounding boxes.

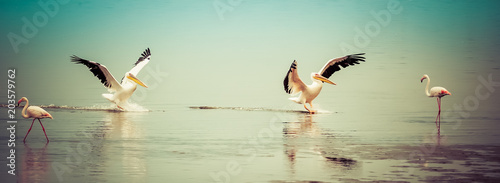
[17,99,23,107]
[45,113,53,119]
[420,77,426,83]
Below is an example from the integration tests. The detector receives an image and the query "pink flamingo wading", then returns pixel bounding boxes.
[18,97,53,143]
[421,74,451,132]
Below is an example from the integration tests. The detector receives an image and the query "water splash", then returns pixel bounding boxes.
[119,102,149,112]
[1,103,150,112]
[189,106,335,114]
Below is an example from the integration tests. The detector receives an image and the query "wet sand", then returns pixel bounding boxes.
[334,144,500,182]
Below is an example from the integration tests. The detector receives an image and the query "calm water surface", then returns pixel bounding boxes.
[2,79,500,182]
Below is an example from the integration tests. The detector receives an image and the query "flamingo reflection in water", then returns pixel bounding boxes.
[20,143,49,182]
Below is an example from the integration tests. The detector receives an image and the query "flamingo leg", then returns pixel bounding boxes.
[435,98,439,128]
[438,97,442,134]
[38,119,50,142]
[434,97,442,135]
[435,114,439,128]
[24,118,36,143]
[438,97,442,111]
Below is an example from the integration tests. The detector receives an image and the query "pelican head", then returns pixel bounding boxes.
[312,73,336,85]
[421,74,429,83]
[126,73,148,88]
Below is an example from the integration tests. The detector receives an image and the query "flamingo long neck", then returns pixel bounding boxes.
[424,77,431,97]
[21,98,30,118]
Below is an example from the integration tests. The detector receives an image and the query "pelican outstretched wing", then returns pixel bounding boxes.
[129,48,151,77]
[319,53,366,79]
[284,60,307,95]
[71,56,122,92]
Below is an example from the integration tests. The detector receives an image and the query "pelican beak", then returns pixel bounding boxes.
[314,75,336,85]
[127,74,148,88]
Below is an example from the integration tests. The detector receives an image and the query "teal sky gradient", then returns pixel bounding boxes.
[1,0,500,116]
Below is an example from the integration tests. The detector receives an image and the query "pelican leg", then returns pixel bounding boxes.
[38,119,50,142]
[24,118,36,143]
[304,104,316,114]
[303,104,312,114]
[309,103,317,114]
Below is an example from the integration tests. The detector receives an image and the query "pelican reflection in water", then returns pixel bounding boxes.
[283,114,357,176]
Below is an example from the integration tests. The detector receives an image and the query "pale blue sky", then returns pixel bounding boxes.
[1,0,500,114]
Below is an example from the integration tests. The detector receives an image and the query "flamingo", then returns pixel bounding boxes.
[17,97,53,143]
[421,74,451,131]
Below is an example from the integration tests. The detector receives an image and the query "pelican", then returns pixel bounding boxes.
[283,53,366,113]
[71,48,151,109]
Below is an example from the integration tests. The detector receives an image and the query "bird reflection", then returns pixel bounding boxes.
[283,114,320,137]
[20,143,49,183]
[422,130,445,147]
[436,133,442,146]
[283,114,357,176]
[106,112,147,181]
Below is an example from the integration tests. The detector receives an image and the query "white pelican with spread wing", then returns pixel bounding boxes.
[284,53,366,113]
[71,48,151,109]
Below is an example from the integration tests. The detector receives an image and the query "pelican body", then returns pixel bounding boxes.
[421,74,451,132]
[284,53,366,113]
[18,97,53,143]
[71,48,151,109]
